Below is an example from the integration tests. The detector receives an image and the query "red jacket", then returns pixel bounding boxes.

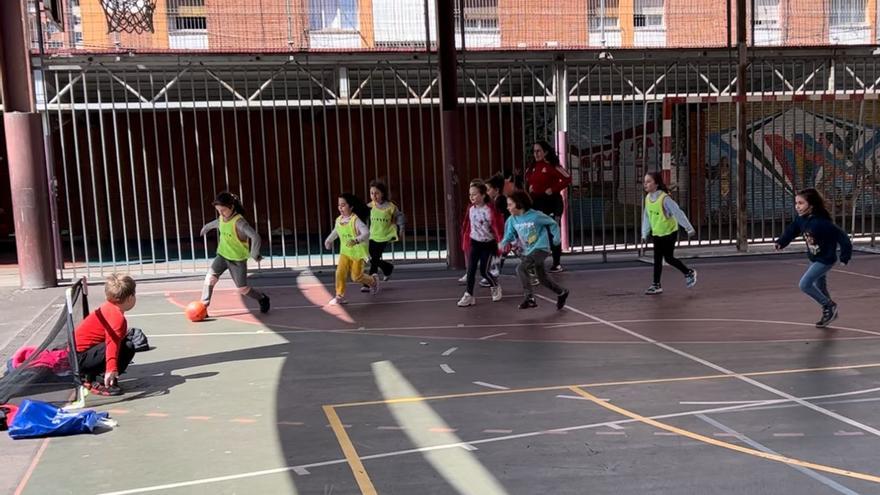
[525,160,572,195]
[74,302,128,373]
[460,202,506,256]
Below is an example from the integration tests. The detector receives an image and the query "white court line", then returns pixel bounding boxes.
[136,275,465,295]
[96,394,880,495]
[680,386,880,406]
[137,254,836,297]
[472,381,509,390]
[607,423,625,430]
[291,467,310,476]
[441,347,458,356]
[785,260,880,282]
[612,318,880,338]
[440,364,455,374]
[537,294,880,439]
[128,296,466,317]
[479,332,507,340]
[697,414,860,495]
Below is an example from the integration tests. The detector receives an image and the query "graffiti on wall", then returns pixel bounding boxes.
[708,107,879,215]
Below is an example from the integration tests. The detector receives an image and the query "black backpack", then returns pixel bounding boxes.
[126,328,151,352]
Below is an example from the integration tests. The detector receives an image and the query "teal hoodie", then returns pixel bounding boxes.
[500,209,560,255]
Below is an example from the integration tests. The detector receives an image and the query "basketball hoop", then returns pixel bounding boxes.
[100,0,156,34]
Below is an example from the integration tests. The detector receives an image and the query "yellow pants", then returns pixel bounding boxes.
[336,254,373,296]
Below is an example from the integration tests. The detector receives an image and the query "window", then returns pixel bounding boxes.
[167,0,207,32]
[74,31,83,43]
[829,0,866,26]
[754,0,779,26]
[588,0,620,30]
[309,0,358,31]
[455,0,499,33]
[174,16,206,30]
[634,0,664,28]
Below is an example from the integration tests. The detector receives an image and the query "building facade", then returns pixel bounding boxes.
[36,0,880,53]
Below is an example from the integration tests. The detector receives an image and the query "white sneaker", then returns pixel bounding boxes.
[329,296,347,305]
[370,274,381,295]
[530,276,540,286]
[457,292,476,307]
[458,274,467,285]
[479,278,491,287]
[491,286,503,302]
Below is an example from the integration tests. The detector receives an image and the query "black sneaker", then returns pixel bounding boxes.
[556,289,570,310]
[519,297,538,309]
[360,285,371,293]
[816,303,838,328]
[259,295,271,314]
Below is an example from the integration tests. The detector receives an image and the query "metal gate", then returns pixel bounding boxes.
[37,48,880,278]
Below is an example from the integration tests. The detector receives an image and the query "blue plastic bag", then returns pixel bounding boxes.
[8,399,109,439]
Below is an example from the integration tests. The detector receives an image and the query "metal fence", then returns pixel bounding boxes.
[35,48,879,278]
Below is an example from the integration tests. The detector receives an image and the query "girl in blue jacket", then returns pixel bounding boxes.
[500,190,570,310]
[776,188,852,328]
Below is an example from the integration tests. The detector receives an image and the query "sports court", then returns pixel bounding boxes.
[9,251,880,494]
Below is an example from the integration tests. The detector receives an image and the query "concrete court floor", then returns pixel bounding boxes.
[8,252,880,495]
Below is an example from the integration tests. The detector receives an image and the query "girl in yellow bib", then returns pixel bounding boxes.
[199,192,270,315]
[360,180,406,293]
[641,171,697,295]
[324,193,379,305]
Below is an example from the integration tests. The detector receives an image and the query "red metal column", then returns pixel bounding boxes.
[1,0,57,288]
[436,0,464,270]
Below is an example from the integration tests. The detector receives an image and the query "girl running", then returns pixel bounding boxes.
[361,180,406,293]
[775,188,852,328]
[324,193,379,305]
[500,190,570,310]
[457,181,506,307]
[199,192,270,315]
[641,171,697,295]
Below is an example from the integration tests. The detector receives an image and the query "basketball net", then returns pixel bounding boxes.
[100,0,157,34]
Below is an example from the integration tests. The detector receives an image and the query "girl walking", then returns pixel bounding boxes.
[500,191,570,310]
[457,181,506,307]
[199,192,270,315]
[325,193,379,305]
[641,171,697,295]
[775,188,852,327]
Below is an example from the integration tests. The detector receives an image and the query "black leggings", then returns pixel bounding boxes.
[652,232,690,284]
[466,239,498,294]
[368,240,394,277]
[78,340,136,379]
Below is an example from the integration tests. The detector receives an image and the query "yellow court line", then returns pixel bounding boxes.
[330,361,880,408]
[322,405,377,495]
[568,386,880,484]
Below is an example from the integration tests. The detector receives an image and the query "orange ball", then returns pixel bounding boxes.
[184,301,207,322]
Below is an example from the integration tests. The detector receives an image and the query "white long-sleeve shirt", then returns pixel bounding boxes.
[641,191,696,239]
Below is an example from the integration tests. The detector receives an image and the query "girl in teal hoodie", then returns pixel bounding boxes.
[500,191,570,310]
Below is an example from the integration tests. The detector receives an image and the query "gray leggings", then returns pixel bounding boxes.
[201,256,264,305]
[517,250,565,297]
